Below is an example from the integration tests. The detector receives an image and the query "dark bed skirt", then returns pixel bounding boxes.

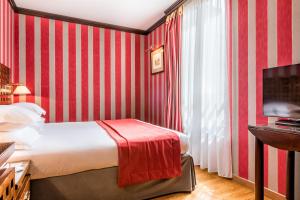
[30,154,196,200]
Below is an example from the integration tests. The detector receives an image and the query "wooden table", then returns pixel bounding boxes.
[4,160,31,200]
[248,124,300,200]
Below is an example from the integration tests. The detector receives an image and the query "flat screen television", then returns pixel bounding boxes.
[263,64,300,121]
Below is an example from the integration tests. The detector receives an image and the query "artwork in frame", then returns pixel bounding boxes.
[151,46,164,74]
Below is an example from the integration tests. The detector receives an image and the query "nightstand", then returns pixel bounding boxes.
[0,142,15,200]
[0,167,15,200]
[4,161,30,200]
[0,143,31,200]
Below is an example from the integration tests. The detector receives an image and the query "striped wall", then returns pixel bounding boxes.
[13,14,147,123]
[0,0,14,68]
[232,0,300,195]
[145,24,165,127]
[10,0,300,196]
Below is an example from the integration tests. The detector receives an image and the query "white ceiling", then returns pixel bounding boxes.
[14,0,177,30]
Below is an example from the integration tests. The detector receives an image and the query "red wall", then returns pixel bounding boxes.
[0,0,13,68]
[145,24,165,127]
[7,0,167,126]
[11,11,167,124]
[10,0,300,195]
[13,14,147,122]
[232,0,300,194]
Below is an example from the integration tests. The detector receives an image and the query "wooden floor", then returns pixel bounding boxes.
[153,167,272,200]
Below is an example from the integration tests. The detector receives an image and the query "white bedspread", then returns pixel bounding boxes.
[8,121,189,180]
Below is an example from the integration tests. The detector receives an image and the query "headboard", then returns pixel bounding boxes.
[0,64,12,105]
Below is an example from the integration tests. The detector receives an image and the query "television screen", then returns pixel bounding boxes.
[263,64,300,119]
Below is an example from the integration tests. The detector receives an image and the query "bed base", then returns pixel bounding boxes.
[30,154,196,200]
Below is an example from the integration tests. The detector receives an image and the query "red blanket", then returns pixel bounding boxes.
[96,119,182,187]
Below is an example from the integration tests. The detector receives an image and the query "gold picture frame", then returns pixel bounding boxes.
[151,46,164,74]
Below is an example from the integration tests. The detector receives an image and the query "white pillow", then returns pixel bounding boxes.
[30,119,45,131]
[0,105,44,125]
[13,102,46,116]
[0,105,12,122]
[0,126,40,150]
[0,122,27,132]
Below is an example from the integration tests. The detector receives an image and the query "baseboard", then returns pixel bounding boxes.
[233,176,286,200]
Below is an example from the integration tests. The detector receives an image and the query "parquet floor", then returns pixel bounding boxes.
[153,167,272,200]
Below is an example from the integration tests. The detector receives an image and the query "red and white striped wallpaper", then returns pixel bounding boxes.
[13,14,147,123]
[0,0,13,68]
[232,0,300,195]
[145,24,165,127]
[8,0,300,195]
[11,11,167,125]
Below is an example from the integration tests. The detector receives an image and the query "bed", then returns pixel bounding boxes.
[7,121,196,200]
[1,64,196,200]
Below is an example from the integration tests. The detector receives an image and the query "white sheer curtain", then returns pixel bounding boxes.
[181,0,232,177]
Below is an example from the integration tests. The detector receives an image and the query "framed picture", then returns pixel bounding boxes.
[151,46,164,74]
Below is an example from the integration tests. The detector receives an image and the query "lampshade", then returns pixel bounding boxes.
[13,85,31,95]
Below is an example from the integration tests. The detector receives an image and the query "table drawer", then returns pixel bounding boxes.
[17,175,30,200]
[0,168,15,200]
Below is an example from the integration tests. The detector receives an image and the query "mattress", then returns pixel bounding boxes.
[8,121,189,180]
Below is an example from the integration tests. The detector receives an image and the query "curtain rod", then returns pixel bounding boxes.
[164,0,187,15]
